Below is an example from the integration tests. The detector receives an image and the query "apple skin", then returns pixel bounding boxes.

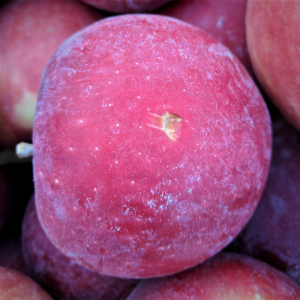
[246,0,300,131]
[0,266,53,300]
[0,0,101,147]
[158,0,252,74]
[126,253,300,300]
[22,196,140,300]
[80,0,172,13]
[227,116,300,285]
[0,238,28,275]
[33,14,271,278]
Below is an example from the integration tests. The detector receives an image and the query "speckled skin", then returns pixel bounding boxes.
[127,253,300,300]
[229,117,300,285]
[0,0,101,146]
[158,0,252,74]
[33,14,271,278]
[80,0,172,13]
[22,196,139,300]
[0,238,28,276]
[246,0,300,131]
[0,266,52,300]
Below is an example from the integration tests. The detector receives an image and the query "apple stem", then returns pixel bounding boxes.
[16,142,33,158]
[147,112,183,141]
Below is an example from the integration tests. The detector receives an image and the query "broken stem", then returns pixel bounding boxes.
[16,142,33,158]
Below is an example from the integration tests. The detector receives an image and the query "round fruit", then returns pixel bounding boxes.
[33,14,271,278]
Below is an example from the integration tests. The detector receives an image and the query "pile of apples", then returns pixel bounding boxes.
[0,0,300,299]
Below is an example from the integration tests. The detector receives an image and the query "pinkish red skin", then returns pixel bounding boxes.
[0,238,28,275]
[33,14,271,278]
[246,0,300,131]
[127,253,300,300]
[0,266,53,300]
[0,0,101,146]
[80,0,172,13]
[229,116,300,285]
[22,196,139,300]
[158,0,252,74]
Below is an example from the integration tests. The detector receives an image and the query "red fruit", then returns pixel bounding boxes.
[246,0,300,130]
[0,0,101,146]
[0,238,28,275]
[159,0,252,73]
[0,266,52,299]
[229,116,300,285]
[22,196,139,300]
[33,14,271,278]
[127,253,300,300]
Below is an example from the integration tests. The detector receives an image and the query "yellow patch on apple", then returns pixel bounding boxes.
[14,91,37,130]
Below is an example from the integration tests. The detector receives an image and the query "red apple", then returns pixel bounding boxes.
[33,14,271,278]
[80,0,172,13]
[22,196,139,300]
[127,253,300,300]
[0,0,101,146]
[158,0,252,74]
[0,238,28,275]
[0,266,52,299]
[246,0,300,130]
[228,116,300,285]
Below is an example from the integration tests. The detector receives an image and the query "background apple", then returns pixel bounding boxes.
[22,196,139,300]
[0,0,102,146]
[0,266,53,300]
[158,0,252,74]
[227,115,300,285]
[79,0,172,13]
[33,14,271,278]
[0,238,28,275]
[246,0,300,131]
[127,253,300,300]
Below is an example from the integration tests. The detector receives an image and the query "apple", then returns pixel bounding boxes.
[158,0,252,74]
[0,238,28,275]
[0,266,52,300]
[0,162,34,240]
[227,115,300,285]
[33,14,271,278]
[127,253,300,300]
[22,196,140,300]
[246,0,300,131]
[0,0,102,146]
[80,0,172,13]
